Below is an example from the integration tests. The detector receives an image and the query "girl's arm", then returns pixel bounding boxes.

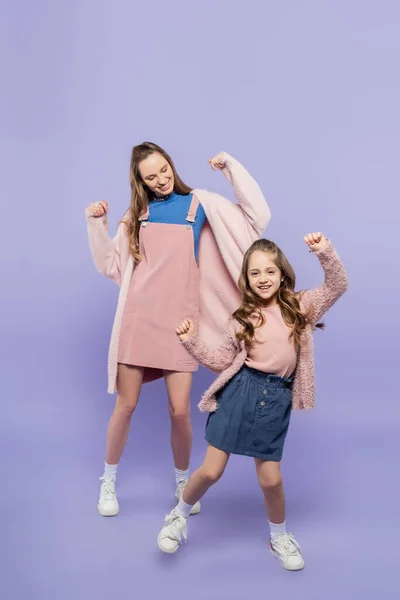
[299,233,348,325]
[178,318,240,373]
[208,152,271,235]
[86,204,128,286]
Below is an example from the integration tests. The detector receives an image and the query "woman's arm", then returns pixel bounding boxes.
[209,152,271,235]
[86,203,127,286]
[299,233,348,325]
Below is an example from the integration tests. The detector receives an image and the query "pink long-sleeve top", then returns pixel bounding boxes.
[245,305,298,377]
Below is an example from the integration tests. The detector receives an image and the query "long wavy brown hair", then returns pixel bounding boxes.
[233,239,323,348]
[122,142,192,261]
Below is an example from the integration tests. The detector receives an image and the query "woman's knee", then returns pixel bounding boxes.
[169,404,190,423]
[115,394,138,419]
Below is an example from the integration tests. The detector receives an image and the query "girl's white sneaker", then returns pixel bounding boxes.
[270,533,305,571]
[158,509,188,553]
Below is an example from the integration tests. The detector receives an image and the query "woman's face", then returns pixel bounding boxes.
[138,152,175,196]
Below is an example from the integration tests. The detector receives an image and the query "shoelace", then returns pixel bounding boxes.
[99,477,116,501]
[272,533,301,555]
[162,512,187,543]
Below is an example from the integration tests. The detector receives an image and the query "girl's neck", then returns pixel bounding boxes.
[259,298,279,310]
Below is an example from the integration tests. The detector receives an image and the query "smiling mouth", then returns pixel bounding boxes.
[258,285,272,291]
[158,182,170,191]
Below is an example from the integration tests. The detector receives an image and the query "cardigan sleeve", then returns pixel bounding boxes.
[86,209,127,286]
[181,319,240,373]
[299,243,348,325]
[220,153,271,235]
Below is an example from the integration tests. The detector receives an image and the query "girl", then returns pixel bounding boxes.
[157,232,348,570]
[86,143,270,517]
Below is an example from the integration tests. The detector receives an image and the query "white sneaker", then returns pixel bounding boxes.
[158,509,188,553]
[97,477,119,517]
[175,480,201,515]
[270,533,305,571]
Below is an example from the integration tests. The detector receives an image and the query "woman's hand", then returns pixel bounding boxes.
[304,232,329,252]
[87,201,109,217]
[208,152,227,171]
[176,318,196,342]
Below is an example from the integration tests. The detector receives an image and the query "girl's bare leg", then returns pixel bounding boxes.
[182,445,230,505]
[254,459,285,524]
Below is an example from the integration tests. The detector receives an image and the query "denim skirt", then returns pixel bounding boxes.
[205,365,293,461]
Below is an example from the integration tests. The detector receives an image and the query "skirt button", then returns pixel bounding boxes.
[263,389,268,395]
[260,401,265,406]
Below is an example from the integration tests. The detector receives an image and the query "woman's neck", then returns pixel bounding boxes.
[153,190,176,202]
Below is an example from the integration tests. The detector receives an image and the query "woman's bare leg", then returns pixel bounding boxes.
[105,364,144,464]
[164,371,193,471]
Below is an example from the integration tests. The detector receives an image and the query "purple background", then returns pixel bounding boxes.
[1,1,399,598]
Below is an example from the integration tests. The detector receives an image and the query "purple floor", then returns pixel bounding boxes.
[2,356,397,600]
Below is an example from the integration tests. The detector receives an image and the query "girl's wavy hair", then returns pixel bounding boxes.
[122,142,192,262]
[233,239,324,348]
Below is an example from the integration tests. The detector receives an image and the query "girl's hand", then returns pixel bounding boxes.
[208,152,227,171]
[87,201,108,217]
[304,232,329,252]
[176,318,195,342]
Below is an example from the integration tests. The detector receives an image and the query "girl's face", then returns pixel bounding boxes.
[138,152,175,196]
[247,250,283,305]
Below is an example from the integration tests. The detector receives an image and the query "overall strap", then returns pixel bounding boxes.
[185,194,200,223]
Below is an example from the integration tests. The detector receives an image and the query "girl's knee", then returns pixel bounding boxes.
[259,474,283,493]
[200,465,225,486]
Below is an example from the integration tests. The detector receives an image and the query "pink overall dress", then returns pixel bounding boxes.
[117,195,200,382]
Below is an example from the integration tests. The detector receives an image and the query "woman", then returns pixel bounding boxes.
[86,142,271,517]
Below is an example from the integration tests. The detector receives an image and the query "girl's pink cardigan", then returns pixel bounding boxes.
[182,244,348,412]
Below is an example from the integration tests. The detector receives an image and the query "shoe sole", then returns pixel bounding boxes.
[189,504,201,515]
[270,548,305,571]
[97,504,119,517]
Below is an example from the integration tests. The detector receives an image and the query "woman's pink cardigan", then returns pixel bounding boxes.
[86,153,271,393]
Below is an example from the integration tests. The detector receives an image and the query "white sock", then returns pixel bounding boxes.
[175,467,189,486]
[175,498,193,518]
[269,520,286,540]
[103,462,118,481]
